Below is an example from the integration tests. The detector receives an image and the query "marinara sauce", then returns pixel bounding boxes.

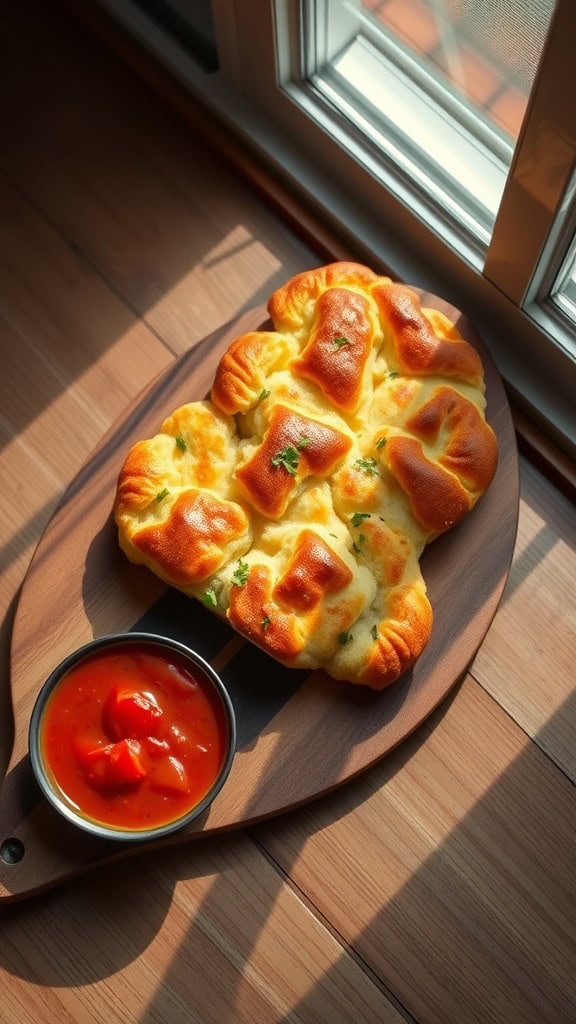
[40,645,230,831]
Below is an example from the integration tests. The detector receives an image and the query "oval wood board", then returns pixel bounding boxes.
[0,296,519,901]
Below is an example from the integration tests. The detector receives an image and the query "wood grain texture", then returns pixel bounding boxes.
[255,675,576,1024]
[0,173,172,616]
[0,831,407,1024]
[471,457,576,781]
[0,2,574,1022]
[0,292,517,901]
[0,0,316,358]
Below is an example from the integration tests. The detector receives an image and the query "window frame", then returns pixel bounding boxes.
[95,0,576,457]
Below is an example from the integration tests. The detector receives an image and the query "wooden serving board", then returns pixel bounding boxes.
[0,298,519,901]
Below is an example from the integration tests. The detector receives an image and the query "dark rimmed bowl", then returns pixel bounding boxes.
[28,632,236,842]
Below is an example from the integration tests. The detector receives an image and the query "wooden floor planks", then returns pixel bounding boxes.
[0,2,574,1022]
[472,457,576,780]
[0,832,408,1024]
[256,677,576,1024]
[0,0,315,357]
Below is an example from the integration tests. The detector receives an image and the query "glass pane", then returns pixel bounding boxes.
[550,233,576,358]
[308,0,558,243]
[363,0,555,142]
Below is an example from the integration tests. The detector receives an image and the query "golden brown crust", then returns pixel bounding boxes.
[234,405,353,519]
[273,530,354,612]
[211,331,289,415]
[373,282,484,384]
[114,401,251,590]
[228,564,304,662]
[407,386,498,494]
[291,287,375,413]
[127,490,250,585]
[268,261,383,333]
[385,436,473,533]
[379,385,499,534]
[228,532,358,664]
[357,583,433,689]
[115,261,498,689]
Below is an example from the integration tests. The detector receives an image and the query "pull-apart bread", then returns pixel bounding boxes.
[115,262,498,689]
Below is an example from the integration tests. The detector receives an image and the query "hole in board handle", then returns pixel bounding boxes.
[1,838,25,864]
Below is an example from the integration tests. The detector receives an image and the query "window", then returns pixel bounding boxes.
[309,0,555,244]
[554,234,576,327]
[96,0,576,456]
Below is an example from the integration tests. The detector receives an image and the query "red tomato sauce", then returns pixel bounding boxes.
[40,646,229,831]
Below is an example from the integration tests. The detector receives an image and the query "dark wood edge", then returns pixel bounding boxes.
[511,405,576,503]
[55,0,576,496]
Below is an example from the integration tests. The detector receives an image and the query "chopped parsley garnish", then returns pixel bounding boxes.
[353,534,367,553]
[175,435,187,451]
[354,456,379,476]
[338,631,353,646]
[271,444,299,475]
[261,615,271,631]
[232,559,250,586]
[370,624,379,641]
[387,370,399,379]
[333,335,351,349]
[271,437,310,475]
[202,588,218,608]
[258,388,271,402]
[351,512,371,527]
[375,437,387,450]
[155,488,169,502]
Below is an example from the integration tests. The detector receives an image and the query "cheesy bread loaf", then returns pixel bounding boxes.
[115,262,498,689]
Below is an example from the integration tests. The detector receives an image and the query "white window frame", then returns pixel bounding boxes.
[96,0,576,457]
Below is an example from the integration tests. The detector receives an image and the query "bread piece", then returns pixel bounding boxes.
[115,401,252,585]
[115,262,498,689]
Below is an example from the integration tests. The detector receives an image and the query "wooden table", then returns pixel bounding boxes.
[0,3,574,1022]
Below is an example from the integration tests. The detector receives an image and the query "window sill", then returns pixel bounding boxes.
[60,0,576,495]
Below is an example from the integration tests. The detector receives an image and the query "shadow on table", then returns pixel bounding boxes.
[263,691,576,1024]
[0,669,445,981]
[137,689,576,1024]
[0,687,574,1022]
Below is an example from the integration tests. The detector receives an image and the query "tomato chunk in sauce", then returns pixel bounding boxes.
[40,646,229,831]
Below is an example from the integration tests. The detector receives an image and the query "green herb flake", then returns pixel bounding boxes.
[352,534,367,554]
[258,388,271,402]
[351,512,371,527]
[271,437,310,476]
[261,614,272,631]
[354,456,379,476]
[175,435,187,452]
[202,588,218,608]
[232,559,250,586]
[375,436,387,450]
[338,631,353,646]
[271,444,299,475]
[370,624,379,641]
[333,335,351,349]
[155,488,169,502]
[387,370,399,379]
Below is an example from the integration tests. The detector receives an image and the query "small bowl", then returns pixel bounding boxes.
[29,633,236,842]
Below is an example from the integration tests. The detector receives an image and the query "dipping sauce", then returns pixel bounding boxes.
[38,644,231,833]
